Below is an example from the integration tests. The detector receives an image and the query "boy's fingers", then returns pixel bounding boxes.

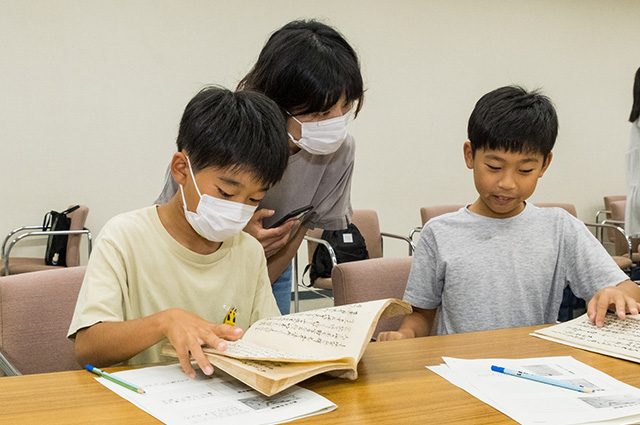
[377,331,403,341]
[621,297,639,316]
[613,296,628,319]
[377,332,387,341]
[207,325,243,345]
[175,345,197,379]
[591,297,610,327]
[211,324,243,341]
[188,341,213,376]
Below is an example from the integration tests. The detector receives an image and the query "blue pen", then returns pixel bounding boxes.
[85,365,146,394]
[491,365,594,393]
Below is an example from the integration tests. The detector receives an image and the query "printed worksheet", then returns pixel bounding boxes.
[93,364,336,425]
[428,356,640,425]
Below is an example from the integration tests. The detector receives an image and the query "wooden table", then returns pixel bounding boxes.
[1,325,639,424]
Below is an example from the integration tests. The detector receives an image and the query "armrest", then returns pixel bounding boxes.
[594,209,611,224]
[303,235,338,268]
[381,232,415,255]
[3,229,93,276]
[594,209,611,243]
[601,219,625,226]
[292,236,338,306]
[0,347,22,376]
[1,226,43,257]
[584,222,633,260]
[409,226,422,244]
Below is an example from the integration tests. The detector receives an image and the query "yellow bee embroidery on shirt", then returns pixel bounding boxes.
[224,307,237,326]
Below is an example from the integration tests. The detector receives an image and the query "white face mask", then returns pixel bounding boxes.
[180,157,257,242]
[289,109,352,155]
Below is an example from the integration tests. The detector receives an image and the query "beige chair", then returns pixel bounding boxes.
[1,205,92,275]
[305,210,414,288]
[596,195,627,243]
[331,257,415,337]
[583,222,634,271]
[294,210,414,312]
[0,266,86,375]
[409,205,465,242]
[533,202,577,217]
[610,200,640,263]
[420,205,466,225]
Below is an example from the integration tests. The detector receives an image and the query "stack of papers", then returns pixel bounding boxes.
[429,356,640,425]
[94,364,336,425]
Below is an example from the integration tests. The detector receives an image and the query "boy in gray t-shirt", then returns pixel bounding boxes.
[379,86,640,340]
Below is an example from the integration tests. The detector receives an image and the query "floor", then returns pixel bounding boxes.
[288,288,334,313]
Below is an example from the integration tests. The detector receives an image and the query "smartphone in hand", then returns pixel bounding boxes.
[267,205,313,229]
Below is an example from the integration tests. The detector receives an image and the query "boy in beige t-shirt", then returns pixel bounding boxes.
[68,86,289,378]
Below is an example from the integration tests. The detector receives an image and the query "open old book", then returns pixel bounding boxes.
[531,312,640,363]
[163,298,411,396]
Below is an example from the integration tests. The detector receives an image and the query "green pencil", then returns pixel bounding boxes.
[85,364,146,394]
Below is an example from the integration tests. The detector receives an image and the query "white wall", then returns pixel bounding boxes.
[1,0,638,261]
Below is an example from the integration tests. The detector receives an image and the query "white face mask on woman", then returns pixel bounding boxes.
[180,156,257,242]
[288,109,352,155]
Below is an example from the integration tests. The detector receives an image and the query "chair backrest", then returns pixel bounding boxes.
[604,195,627,212]
[603,195,626,242]
[610,200,640,256]
[533,202,577,218]
[0,266,85,374]
[420,205,464,226]
[351,209,382,259]
[331,257,413,337]
[65,205,89,267]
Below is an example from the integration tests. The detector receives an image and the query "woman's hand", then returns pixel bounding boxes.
[244,209,298,257]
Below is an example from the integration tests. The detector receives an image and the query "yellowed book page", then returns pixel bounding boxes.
[532,313,640,363]
[162,345,355,396]
[207,299,411,363]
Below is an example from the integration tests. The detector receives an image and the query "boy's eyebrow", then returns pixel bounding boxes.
[484,153,541,163]
[484,153,508,162]
[219,176,269,192]
[219,176,242,187]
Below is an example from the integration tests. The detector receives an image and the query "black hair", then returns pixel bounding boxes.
[238,19,364,117]
[629,67,640,123]
[176,86,289,188]
[467,85,558,162]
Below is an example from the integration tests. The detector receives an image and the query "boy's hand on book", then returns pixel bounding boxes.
[161,308,243,379]
[244,209,298,257]
[588,281,640,328]
[377,330,412,341]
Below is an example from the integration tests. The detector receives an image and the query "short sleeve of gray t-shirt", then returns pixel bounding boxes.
[155,135,355,231]
[404,203,628,335]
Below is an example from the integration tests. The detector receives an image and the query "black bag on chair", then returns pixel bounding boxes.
[43,205,80,266]
[306,223,369,286]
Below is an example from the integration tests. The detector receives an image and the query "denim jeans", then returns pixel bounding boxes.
[271,263,292,315]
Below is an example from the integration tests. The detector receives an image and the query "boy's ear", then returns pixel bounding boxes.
[463,141,475,169]
[538,152,553,177]
[170,151,190,186]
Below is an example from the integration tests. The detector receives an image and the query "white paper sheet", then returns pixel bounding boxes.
[427,356,640,425]
[94,364,336,425]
